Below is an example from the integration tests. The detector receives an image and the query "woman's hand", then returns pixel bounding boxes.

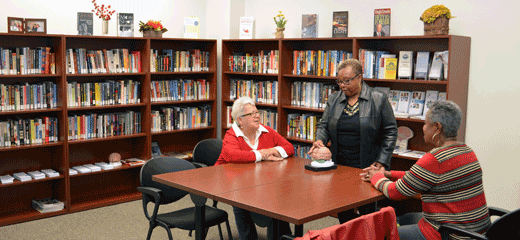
[360,166,387,182]
[308,140,325,155]
[259,148,282,160]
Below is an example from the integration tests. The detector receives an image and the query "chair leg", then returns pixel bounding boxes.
[218,224,224,240]
[295,224,304,237]
[189,230,193,237]
[146,223,156,240]
[225,219,233,240]
[166,228,174,240]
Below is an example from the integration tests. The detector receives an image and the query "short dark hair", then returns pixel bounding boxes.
[337,59,363,76]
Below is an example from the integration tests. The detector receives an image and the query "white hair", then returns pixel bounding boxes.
[231,96,256,122]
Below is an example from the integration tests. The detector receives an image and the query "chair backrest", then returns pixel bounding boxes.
[140,157,196,204]
[485,208,520,239]
[192,138,223,166]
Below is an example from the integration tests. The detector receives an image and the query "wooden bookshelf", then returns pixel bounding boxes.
[0,33,217,226]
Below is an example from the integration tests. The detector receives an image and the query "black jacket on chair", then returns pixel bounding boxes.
[315,81,397,169]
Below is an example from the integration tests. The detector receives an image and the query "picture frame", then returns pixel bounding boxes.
[25,18,47,34]
[8,17,25,33]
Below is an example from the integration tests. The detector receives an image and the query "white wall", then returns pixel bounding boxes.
[2,0,519,211]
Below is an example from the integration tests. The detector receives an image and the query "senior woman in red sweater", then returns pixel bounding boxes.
[362,100,491,240]
[216,96,294,240]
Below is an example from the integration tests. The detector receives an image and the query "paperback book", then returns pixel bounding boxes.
[239,16,255,39]
[408,91,425,116]
[415,51,430,79]
[374,8,391,37]
[184,16,200,39]
[398,51,413,79]
[32,198,64,213]
[332,11,348,38]
[302,14,318,38]
[77,12,93,36]
[117,13,134,37]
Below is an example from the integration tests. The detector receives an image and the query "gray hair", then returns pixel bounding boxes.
[231,96,256,121]
[337,59,363,76]
[427,100,462,138]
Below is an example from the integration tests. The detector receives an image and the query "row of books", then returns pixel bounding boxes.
[228,50,279,74]
[67,111,142,141]
[292,50,353,76]
[360,49,449,80]
[292,81,337,109]
[0,47,56,75]
[32,198,64,213]
[287,113,322,141]
[293,143,312,160]
[0,82,57,111]
[376,87,446,119]
[229,79,278,104]
[0,169,59,184]
[66,48,141,74]
[151,79,209,102]
[150,49,210,72]
[0,117,59,147]
[225,106,277,130]
[151,105,211,132]
[67,80,141,108]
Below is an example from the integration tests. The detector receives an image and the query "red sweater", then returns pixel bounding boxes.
[215,124,294,165]
[371,144,491,240]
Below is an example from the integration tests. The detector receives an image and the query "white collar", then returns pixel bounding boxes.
[232,121,268,138]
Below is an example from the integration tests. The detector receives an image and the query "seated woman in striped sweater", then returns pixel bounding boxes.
[361,100,491,240]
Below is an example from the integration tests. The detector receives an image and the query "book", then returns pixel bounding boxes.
[122,158,146,166]
[374,8,391,37]
[398,51,413,79]
[411,90,438,120]
[408,91,425,116]
[117,13,134,37]
[239,16,255,39]
[95,162,114,170]
[388,90,400,112]
[415,52,430,79]
[301,14,318,38]
[72,165,91,173]
[332,11,348,38]
[77,12,93,36]
[378,54,396,79]
[397,91,411,114]
[69,168,78,175]
[13,172,32,182]
[27,170,46,180]
[383,58,398,79]
[439,50,449,80]
[429,51,444,80]
[32,198,64,213]
[0,174,14,184]
[41,169,60,178]
[184,16,200,39]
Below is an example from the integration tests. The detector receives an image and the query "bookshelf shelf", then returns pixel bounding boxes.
[0,34,217,226]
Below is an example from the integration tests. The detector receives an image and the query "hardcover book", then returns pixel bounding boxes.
[302,14,318,38]
[332,11,348,38]
[117,13,134,37]
[239,16,255,39]
[374,8,391,37]
[77,12,93,36]
[184,16,200,39]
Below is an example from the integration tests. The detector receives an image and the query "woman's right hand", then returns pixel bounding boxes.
[308,140,325,155]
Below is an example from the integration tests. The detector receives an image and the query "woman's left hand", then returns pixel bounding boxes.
[360,166,385,182]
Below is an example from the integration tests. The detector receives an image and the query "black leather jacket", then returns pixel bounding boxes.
[315,81,397,169]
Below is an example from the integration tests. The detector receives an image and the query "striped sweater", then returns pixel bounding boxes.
[371,143,491,240]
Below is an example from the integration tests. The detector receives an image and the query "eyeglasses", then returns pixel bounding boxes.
[241,111,260,118]
[336,73,361,85]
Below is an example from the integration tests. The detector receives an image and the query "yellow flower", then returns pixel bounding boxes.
[420,5,455,23]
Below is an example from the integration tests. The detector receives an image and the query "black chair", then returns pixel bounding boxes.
[438,207,520,240]
[137,157,232,240]
[191,138,223,169]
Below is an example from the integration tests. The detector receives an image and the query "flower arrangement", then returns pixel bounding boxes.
[420,5,455,23]
[91,0,115,21]
[138,20,168,33]
[274,11,288,28]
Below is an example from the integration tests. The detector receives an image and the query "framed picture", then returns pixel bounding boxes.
[25,18,47,34]
[8,17,25,33]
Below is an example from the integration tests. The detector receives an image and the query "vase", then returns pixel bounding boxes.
[275,27,285,39]
[143,30,163,38]
[424,17,449,35]
[102,19,109,35]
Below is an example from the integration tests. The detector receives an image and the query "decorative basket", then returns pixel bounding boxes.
[424,17,449,35]
[143,30,163,38]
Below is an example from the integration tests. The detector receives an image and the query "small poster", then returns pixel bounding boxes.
[117,13,134,37]
[184,16,200,39]
[374,8,391,37]
[77,12,93,36]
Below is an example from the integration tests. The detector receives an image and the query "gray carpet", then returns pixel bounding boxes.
[0,196,339,240]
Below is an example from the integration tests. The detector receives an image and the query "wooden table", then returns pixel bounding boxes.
[153,156,385,240]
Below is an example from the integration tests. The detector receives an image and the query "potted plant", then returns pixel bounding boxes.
[139,20,168,38]
[273,11,287,38]
[420,5,455,35]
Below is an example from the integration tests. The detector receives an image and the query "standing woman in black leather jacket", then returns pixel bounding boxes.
[308,59,397,223]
